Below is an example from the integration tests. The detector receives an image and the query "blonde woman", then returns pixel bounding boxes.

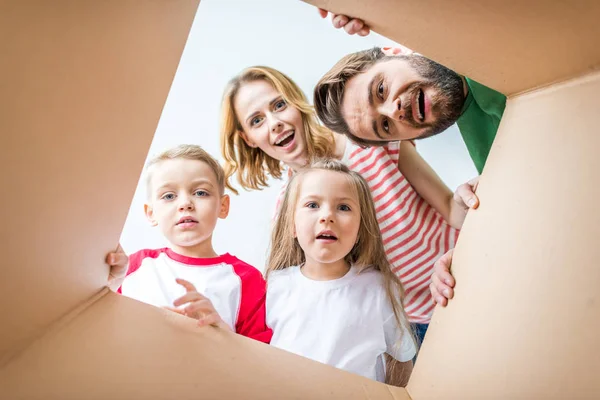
[220,66,478,347]
[265,159,415,385]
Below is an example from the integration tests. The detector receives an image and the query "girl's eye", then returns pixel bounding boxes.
[250,116,263,127]
[377,81,384,99]
[306,201,319,209]
[274,99,287,110]
[382,118,390,133]
[194,190,208,197]
[161,193,175,200]
[338,204,351,211]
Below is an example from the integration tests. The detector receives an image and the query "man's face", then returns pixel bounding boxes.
[342,55,465,143]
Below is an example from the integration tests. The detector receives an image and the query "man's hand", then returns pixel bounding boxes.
[448,177,480,229]
[430,249,455,307]
[105,244,128,292]
[318,8,371,36]
[170,278,232,331]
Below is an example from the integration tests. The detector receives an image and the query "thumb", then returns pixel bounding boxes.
[318,8,328,18]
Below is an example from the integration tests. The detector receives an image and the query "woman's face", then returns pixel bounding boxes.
[234,80,308,170]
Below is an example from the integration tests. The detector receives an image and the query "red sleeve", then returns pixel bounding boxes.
[117,248,166,294]
[231,259,273,344]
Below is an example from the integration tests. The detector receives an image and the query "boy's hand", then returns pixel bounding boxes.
[430,249,455,307]
[171,278,232,332]
[448,176,480,229]
[105,244,128,292]
[318,8,371,36]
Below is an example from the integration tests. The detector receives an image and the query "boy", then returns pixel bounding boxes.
[105,144,272,343]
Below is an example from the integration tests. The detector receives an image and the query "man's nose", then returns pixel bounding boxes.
[380,97,405,121]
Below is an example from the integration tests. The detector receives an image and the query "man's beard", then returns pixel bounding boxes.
[404,54,466,138]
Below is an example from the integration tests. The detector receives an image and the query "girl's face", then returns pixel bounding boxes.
[293,170,361,268]
[234,80,308,170]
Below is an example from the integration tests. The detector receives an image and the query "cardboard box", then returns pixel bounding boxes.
[2,0,599,399]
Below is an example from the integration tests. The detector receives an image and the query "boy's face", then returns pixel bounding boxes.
[144,158,229,251]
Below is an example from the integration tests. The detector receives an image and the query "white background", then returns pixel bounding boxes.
[119,0,477,271]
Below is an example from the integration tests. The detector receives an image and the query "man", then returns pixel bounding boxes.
[315,10,506,175]
[315,9,498,307]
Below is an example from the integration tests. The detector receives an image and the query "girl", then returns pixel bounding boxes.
[266,158,415,385]
[220,66,477,345]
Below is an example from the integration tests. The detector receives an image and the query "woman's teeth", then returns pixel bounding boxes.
[275,131,294,146]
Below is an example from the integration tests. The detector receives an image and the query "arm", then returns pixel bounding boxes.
[385,354,413,387]
[397,142,479,229]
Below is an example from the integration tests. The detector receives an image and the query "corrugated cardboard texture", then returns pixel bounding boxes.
[304,0,600,95]
[0,1,198,362]
[0,290,411,400]
[408,71,600,399]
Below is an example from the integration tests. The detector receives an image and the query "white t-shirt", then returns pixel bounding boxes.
[266,265,416,382]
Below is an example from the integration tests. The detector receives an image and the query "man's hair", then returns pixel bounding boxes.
[145,144,226,196]
[314,47,386,147]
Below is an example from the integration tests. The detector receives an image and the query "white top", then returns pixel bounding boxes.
[266,265,416,382]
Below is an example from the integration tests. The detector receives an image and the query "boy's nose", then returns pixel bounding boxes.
[178,198,194,211]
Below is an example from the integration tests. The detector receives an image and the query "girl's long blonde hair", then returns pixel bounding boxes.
[266,158,413,359]
[220,66,334,194]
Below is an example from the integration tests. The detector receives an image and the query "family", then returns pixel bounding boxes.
[105,7,506,386]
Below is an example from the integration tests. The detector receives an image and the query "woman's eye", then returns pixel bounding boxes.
[194,190,208,197]
[161,193,175,200]
[338,204,351,211]
[306,201,319,209]
[382,118,390,133]
[377,81,384,99]
[274,99,287,110]
[250,116,263,126]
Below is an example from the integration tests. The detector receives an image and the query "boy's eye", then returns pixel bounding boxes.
[274,99,286,110]
[338,204,351,211]
[161,193,175,200]
[194,190,208,197]
[305,201,319,209]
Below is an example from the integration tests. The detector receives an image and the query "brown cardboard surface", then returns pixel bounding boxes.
[0,290,411,400]
[0,1,198,362]
[304,0,600,95]
[407,71,600,399]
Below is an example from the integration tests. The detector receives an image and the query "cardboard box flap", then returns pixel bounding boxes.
[407,71,600,398]
[0,291,411,400]
[304,0,600,96]
[0,1,199,360]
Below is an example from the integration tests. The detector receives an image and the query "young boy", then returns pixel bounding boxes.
[105,144,272,343]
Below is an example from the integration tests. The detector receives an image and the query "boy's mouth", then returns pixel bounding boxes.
[176,216,198,225]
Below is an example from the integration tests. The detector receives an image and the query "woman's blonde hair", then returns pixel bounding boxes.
[266,158,413,362]
[220,66,334,194]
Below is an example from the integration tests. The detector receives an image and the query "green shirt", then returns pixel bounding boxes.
[456,77,507,174]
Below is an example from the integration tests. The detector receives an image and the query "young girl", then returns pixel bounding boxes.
[220,66,477,345]
[266,158,415,385]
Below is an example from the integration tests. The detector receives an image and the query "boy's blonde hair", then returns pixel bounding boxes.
[266,158,413,360]
[145,144,226,196]
[220,66,335,194]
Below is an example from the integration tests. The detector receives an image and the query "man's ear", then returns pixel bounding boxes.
[382,45,414,57]
[219,194,230,219]
[239,130,258,148]
[144,203,158,226]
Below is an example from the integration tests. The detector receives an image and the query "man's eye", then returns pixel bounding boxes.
[382,118,390,133]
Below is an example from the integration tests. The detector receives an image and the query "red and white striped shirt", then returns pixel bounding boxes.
[274,141,459,323]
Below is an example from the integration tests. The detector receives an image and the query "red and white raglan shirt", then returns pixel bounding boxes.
[274,141,459,324]
[118,248,272,343]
